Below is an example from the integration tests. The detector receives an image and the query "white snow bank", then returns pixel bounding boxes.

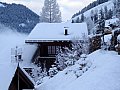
[36,50,120,90]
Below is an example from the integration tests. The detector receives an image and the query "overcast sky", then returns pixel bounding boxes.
[1,0,96,21]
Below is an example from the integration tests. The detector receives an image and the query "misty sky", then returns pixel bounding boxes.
[1,0,96,21]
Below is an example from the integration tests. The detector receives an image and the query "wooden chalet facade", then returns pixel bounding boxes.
[25,23,88,71]
[9,64,34,90]
[26,41,71,71]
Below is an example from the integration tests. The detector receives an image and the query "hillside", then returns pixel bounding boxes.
[35,50,120,90]
[72,1,114,21]
[0,2,40,33]
[72,0,112,18]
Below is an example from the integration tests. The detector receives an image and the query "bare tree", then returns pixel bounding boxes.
[40,0,62,23]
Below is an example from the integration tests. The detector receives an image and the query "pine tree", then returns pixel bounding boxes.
[94,9,98,23]
[76,17,80,23]
[113,0,117,16]
[116,0,120,18]
[80,13,85,22]
[108,9,113,19]
[90,10,94,21]
[41,0,62,23]
[104,6,108,20]
[85,17,95,34]
[71,20,75,23]
[96,8,105,48]
[115,0,120,27]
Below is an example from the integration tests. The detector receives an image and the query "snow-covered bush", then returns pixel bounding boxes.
[31,66,43,82]
[48,65,58,77]
[63,54,92,78]
[56,34,89,71]
[30,65,48,85]
[74,70,82,78]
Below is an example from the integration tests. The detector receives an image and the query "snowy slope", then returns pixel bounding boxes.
[36,50,120,90]
[73,1,114,20]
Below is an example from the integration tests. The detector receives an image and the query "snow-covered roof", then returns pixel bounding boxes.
[104,34,112,43]
[0,63,35,90]
[0,63,17,90]
[26,23,88,42]
[105,18,119,27]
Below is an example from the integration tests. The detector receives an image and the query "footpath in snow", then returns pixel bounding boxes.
[36,50,120,90]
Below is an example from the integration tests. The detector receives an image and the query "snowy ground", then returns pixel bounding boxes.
[36,50,120,90]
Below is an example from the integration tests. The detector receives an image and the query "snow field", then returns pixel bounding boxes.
[36,50,120,90]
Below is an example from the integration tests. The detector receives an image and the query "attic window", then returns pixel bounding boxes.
[64,27,69,35]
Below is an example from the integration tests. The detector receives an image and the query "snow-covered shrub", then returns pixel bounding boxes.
[36,76,43,85]
[30,64,48,85]
[48,65,58,77]
[74,70,82,78]
[31,66,43,82]
[56,48,68,70]
[63,54,92,78]
[56,34,90,72]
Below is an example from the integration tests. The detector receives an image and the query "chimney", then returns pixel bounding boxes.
[64,27,68,35]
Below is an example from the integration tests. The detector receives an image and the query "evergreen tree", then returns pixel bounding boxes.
[108,9,113,19]
[113,0,117,16]
[104,6,108,20]
[115,0,120,28]
[94,9,98,23]
[72,20,75,23]
[116,0,120,18]
[41,0,62,23]
[96,8,105,34]
[90,10,94,21]
[80,13,85,22]
[76,17,80,23]
[85,17,95,34]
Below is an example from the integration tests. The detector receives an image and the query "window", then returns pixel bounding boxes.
[48,46,51,54]
[48,46,61,55]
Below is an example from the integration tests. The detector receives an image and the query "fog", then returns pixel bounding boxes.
[0,26,27,64]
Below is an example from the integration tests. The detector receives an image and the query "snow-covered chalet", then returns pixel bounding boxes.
[25,23,88,71]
